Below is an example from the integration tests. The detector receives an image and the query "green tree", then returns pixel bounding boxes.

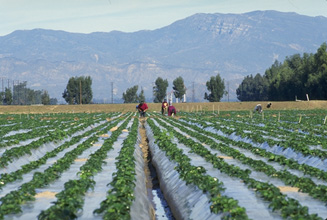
[236,74,268,101]
[138,87,145,102]
[238,42,327,101]
[50,98,58,105]
[204,74,225,102]
[41,90,50,105]
[153,77,168,103]
[62,76,93,104]
[307,42,327,99]
[13,81,27,105]
[122,85,139,103]
[1,88,12,105]
[173,76,186,101]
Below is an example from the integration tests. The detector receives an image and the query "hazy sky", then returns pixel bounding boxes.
[1,0,327,36]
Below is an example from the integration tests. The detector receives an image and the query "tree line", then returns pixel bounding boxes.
[121,74,226,103]
[67,41,326,104]
[122,76,188,103]
[0,81,57,105]
[237,42,327,101]
[6,43,325,105]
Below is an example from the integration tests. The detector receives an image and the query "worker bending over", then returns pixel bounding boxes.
[138,100,148,117]
[168,103,177,117]
[253,104,263,113]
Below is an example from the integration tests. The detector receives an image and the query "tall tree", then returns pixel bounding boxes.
[122,85,139,103]
[237,42,327,101]
[62,76,93,104]
[41,90,50,105]
[13,81,27,105]
[236,74,268,101]
[204,74,225,102]
[2,88,12,105]
[172,76,186,101]
[138,87,145,102]
[153,77,168,103]
[308,42,327,99]
[50,98,58,105]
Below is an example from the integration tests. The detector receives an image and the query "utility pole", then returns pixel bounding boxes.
[227,81,229,102]
[17,80,20,105]
[24,81,27,105]
[0,77,4,104]
[111,82,113,104]
[241,82,243,101]
[152,82,155,102]
[12,80,20,105]
[1,77,3,94]
[79,80,82,104]
[192,82,195,103]
[12,80,14,104]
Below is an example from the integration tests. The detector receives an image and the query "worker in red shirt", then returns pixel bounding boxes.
[167,103,177,117]
[138,100,148,117]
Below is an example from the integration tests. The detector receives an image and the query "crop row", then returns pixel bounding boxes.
[0,114,126,219]
[38,115,133,219]
[159,116,327,203]
[0,113,123,191]
[147,113,326,219]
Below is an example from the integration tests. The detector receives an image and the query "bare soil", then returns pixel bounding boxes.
[35,191,57,198]
[138,117,156,220]
[278,186,300,192]
[0,100,326,114]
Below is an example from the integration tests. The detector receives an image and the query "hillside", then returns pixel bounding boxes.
[0,10,326,102]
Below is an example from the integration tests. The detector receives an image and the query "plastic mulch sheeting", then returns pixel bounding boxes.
[145,123,222,220]
[203,125,327,172]
[130,130,155,220]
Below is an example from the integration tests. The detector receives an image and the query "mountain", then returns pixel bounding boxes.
[0,10,327,103]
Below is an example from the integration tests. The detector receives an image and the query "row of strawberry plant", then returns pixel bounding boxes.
[154,117,322,219]
[180,115,327,161]
[0,116,92,150]
[0,114,124,190]
[38,115,133,219]
[180,109,327,136]
[0,112,98,140]
[94,117,139,219]
[175,114,327,184]
[161,117,327,206]
[181,113,327,152]
[147,118,249,219]
[0,115,57,138]
[204,114,327,149]
[0,114,109,168]
[0,114,126,219]
[225,110,326,137]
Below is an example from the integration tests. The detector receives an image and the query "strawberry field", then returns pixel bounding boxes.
[0,109,327,219]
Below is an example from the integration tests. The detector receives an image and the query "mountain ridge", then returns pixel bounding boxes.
[0,10,326,103]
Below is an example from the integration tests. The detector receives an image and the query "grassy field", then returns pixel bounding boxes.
[0,100,326,114]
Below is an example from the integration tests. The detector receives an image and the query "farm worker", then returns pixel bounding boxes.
[138,100,148,117]
[161,99,168,115]
[167,103,177,117]
[266,102,272,108]
[253,104,263,113]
